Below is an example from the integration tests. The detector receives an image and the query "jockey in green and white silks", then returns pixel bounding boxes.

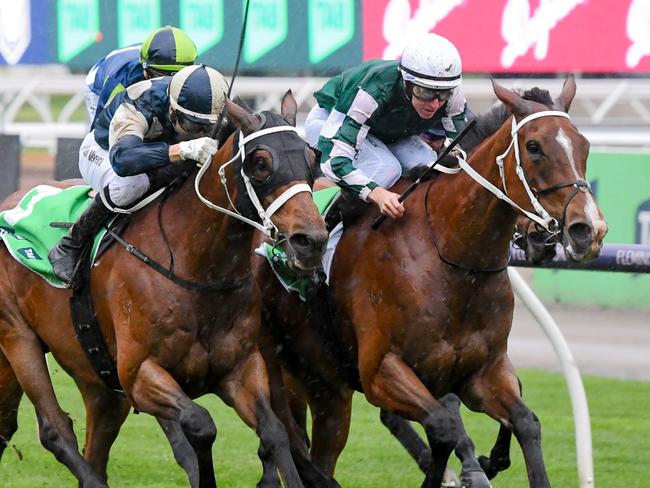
[305,33,469,220]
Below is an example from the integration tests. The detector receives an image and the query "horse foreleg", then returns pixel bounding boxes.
[361,352,458,488]
[218,349,308,488]
[0,350,22,462]
[0,331,107,487]
[476,377,520,480]
[439,393,492,488]
[478,423,512,479]
[461,358,550,488]
[128,358,216,488]
[307,384,353,477]
[157,417,203,481]
[78,383,131,482]
[379,409,431,471]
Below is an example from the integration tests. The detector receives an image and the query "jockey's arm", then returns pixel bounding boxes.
[108,103,171,176]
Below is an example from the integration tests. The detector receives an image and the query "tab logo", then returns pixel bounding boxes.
[18,247,42,260]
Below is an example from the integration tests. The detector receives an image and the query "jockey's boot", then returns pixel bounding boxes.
[48,193,113,285]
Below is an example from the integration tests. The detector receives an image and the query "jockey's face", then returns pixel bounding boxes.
[171,109,216,141]
[409,84,452,119]
[411,96,444,119]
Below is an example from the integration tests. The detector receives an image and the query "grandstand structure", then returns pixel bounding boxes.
[0,68,649,151]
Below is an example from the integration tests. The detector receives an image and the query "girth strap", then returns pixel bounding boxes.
[69,265,124,394]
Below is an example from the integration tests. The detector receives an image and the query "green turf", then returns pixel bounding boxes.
[1,362,648,487]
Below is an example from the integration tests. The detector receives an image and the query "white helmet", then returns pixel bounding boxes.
[399,33,462,90]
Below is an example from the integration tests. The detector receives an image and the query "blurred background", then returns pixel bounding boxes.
[0,0,648,309]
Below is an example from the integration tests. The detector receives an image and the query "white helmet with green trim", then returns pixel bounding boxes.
[399,33,462,90]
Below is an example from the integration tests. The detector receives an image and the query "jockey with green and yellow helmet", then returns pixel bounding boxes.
[85,25,198,128]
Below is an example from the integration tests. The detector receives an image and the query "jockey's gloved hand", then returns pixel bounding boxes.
[178,137,219,165]
[450,145,467,162]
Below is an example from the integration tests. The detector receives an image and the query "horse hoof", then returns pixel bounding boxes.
[442,466,460,487]
[460,469,493,488]
[478,454,510,480]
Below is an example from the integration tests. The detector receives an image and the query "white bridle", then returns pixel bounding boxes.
[440,110,571,233]
[194,125,311,240]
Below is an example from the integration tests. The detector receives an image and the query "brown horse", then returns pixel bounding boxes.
[255,76,607,487]
[0,93,330,487]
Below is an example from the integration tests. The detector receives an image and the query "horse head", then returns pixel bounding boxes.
[222,91,328,270]
[492,76,607,262]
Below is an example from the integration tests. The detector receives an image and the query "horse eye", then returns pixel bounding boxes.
[254,158,267,171]
[526,140,542,155]
[246,152,273,184]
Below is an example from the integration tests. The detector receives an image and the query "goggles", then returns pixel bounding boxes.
[176,113,217,136]
[411,84,453,103]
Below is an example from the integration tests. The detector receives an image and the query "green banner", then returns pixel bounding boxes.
[117,0,160,47]
[534,151,650,308]
[57,0,100,62]
[244,0,288,64]
[60,0,362,74]
[179,0,223,55]
[308,0,355,64]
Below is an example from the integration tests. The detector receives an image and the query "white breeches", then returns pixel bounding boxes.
[304,104,437,190]
[305,104,437,281]
[84,86,99,125]
[78,131,150,207]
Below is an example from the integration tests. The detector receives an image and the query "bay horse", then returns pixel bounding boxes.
[255,76,607,487]
[0,93,331,487]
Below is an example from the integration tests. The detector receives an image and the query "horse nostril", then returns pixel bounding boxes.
[567,222,593,248]
[289,232,327,254]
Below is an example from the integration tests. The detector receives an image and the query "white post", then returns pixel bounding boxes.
[508,268,595,488]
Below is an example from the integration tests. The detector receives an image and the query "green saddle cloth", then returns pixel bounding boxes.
[0,185,108,287]
[257,186,340,301]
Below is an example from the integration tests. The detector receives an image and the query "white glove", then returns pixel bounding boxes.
[178,137,219,165]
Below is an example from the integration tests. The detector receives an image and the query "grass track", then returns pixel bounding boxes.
[1,362,648,487]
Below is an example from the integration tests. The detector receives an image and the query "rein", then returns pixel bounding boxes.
[104,224,250,292]
[455,111,592,234]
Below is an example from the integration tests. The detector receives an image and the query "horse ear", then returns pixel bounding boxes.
[280,89,298,127]
[555,74,576,112]
[491,79,532,118]
[225,99,262,136]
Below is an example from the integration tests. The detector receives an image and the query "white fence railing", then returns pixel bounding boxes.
[1,69,649,150]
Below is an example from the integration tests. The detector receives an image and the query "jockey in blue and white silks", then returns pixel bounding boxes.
[85,26,197,128]
[50,65,228,286]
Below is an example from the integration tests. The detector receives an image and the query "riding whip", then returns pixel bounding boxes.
[371,118,477,230]
[210,0,251,141]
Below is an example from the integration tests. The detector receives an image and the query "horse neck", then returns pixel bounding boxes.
[428,119,519,270]
[163,137,254,278]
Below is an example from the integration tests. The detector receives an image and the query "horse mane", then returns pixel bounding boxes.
[462,87,555,154]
